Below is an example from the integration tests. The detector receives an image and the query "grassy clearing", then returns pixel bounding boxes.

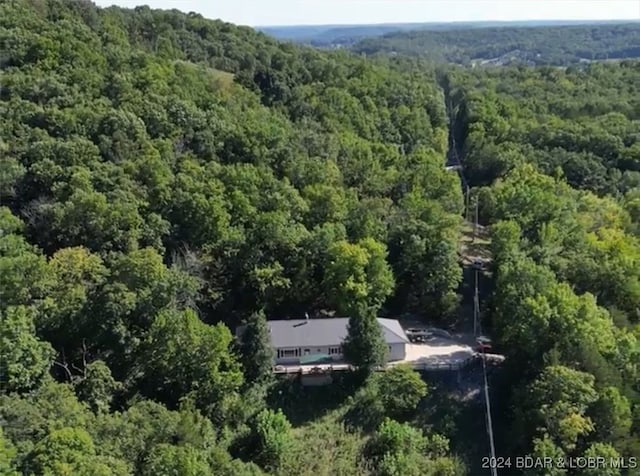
[211,68,235,89]
[451,221,494,332]
[173,60,235,91]
[459,221,492,264]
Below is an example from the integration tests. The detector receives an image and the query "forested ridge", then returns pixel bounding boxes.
[443,61,640,470]
[1,0,640,475]
[354,23,640,66]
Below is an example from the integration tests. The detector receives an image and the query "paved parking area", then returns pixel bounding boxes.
[393,338,476,370]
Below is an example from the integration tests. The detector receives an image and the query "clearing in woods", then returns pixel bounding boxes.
[174,60,235,90]
[452,220,493,334]
[211,68,235,89]
[458,220,492,266]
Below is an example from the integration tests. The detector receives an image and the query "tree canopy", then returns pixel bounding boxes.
[2,0,640,474]
[0,1,464,474]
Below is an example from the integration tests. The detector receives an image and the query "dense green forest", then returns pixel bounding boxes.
[354,23,640,66]
[447,64,640,194]
[443,62,640,471]
[0,1,464,474]
[2,1,640,475]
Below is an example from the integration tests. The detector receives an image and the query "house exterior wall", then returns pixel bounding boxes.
[388,342,406,362]
[274,342,407,365]
[274,344,344,365]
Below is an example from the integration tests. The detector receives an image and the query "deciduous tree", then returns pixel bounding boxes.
[0,306,54,393]
[376,364,428,419]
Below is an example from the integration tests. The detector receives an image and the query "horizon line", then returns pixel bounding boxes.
[254,18,640,28]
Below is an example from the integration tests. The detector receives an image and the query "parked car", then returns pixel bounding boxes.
[472,258,485,270]
[427,327,452,339]
[475,336,493,353]
[475,343,492,353]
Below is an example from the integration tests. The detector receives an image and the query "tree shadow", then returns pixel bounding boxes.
[409,381,488,473]
[266,372,361,427]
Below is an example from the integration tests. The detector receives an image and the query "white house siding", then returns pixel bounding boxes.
[388,342,406,362]
[275,342,407,365]
[275,344,344,365]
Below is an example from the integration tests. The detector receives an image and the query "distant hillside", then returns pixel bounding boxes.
[259,20,639,49]
[352,22,640,66]
[258,23,424,46]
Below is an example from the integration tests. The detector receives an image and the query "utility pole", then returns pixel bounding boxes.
[473,198,479,243]
[464,185,470,222]
[473,269,479,337]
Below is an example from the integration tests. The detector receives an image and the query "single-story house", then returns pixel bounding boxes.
[249,317,409,365]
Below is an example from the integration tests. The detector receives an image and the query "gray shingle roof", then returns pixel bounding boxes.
[264,317,409,349]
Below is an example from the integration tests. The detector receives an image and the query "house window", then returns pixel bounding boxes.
[303,349,310,355]
[328,346,342,355]
[277,348,301,359]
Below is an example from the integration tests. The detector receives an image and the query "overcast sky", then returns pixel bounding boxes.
[93,0,640,27]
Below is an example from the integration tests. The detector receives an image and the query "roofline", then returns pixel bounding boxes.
[266,317,399,323]
[261,317,410,345]
[377,318,410,343]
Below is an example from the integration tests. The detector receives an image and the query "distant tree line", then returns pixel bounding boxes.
[353,23,640,66]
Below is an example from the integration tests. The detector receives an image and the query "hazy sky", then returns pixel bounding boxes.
[93,0,640,27]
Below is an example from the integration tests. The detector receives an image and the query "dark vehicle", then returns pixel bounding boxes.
[475,336,493,353]
[427,327,452,339]
[405,328,433,343]
[472,258,485,270]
